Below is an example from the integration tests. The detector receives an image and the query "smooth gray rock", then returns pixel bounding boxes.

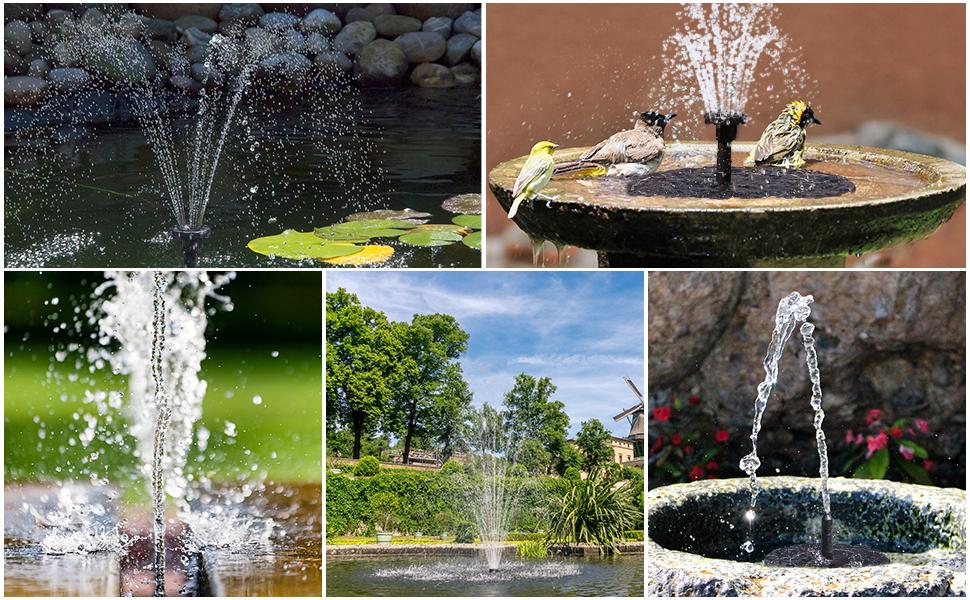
[471,40,481,65]
[451,62,478,86]
[445,33,477,66]
[354,39,407,87]
[80,8,106,28]
[422,17,452,39]
[397,4,477,21]
[84,39,156,84]
[190,62,222,85]
[27,58,49,78]
[115,13,145,38]
[344,7,375,24]
[374,14,421,38]
[394,31,446,63]
[30,21,46,42]
[259,12,300,31]
[217,3,264,25]
[47,67,91,93]
[5,47,26,75]
[50,41,79,67]
[5,76,48,107]
[333,21,376,56]
[169,74,202,94]
[185,44,207,64]
[258,51,312,84]
[453,11,481,37]
[174,15,217,34]
[410,62,455,88]
[279,28,307,53]
[181,27,212,46]
[314,50,352,74]
[299,8,342,36]
[305,32,330,55]
[144,18,177,42]
[5,20,33,55]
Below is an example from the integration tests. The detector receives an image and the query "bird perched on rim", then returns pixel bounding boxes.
[555,111,677,178]
[507,140,559,219]
[745,101,821,169]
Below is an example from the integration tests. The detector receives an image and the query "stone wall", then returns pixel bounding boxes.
[4,3,480,109]
[648,272,965,465]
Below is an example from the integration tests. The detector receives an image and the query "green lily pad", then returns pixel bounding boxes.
[442,193,482,214]
[399,229,464,247]
[315,218,417,242]
[346,208,432,222]
[452,214,481,229]
[414,223,467,233]
[247,229,363,260]
[462,230,482,250]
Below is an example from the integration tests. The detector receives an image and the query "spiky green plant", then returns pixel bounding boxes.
[547,468,640,553]
[517,539,549,558]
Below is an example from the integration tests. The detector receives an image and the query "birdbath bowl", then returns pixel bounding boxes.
[488,143,966,267]
[648,476,966,596]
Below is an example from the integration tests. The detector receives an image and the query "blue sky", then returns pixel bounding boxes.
[326,271,644,438]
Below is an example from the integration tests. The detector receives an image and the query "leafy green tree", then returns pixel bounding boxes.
[326,288,403,459]
[556,443,584,476]
[431,364,473,463]
[391,314,469,465]
[518,438,553,475]
[576,419,614,470]
[503,374,569,471]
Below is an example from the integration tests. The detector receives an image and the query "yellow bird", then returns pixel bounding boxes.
[745,101,821,169]
[508,141,559,219]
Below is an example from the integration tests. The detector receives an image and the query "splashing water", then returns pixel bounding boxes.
[466,406,521,571]
[149,271,171,596]
[738,292,831,551]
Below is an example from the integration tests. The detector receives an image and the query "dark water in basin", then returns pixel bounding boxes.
[4,87,481,268]
[325,555,644,596]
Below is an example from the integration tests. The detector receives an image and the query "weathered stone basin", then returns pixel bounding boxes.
[489,143,966,267]
[647,476,966,596]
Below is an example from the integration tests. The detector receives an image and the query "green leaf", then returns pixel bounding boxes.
[892,418,909,428]
[247,229,363,260]
[462,231,481,250]
[852,460,871,479]
[898,439,928,459]
[896,457,933,485]
[452,214,481,229]
[441,193,481,214]
[869,449,889,479]
[399,229,463,247]
[315,219,417,242]
[345,208,431,222]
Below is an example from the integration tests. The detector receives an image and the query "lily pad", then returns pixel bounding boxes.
[442,193,482,214]
[324,245,395,266]
[247,229,363,260]
[399,229,464,247]
[315,218,417,242]
[346,208,432,222]
[414,223,468,234]
[452,214,481,229]
[462,231,482,250]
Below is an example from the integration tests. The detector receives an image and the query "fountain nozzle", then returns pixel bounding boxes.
[704,112,748,186]
[171,225,211,268]
[821,514,833,560]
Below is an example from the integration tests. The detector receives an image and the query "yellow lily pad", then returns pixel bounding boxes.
[324,245,395,266]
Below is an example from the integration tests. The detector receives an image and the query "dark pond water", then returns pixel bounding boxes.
[5,87,481,268]
[325,555,644,596]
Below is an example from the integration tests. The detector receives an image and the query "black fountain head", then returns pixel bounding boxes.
[704,111,749,186]
[170,224,211,268]
[763,514,890,568]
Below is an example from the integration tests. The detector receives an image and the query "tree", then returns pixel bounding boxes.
[556,443,584,476]
[503,374,569,470]
[391,313,469,465]
[431,364,473,463]
[576,419,614,471]
[518,438,553,475]
[326,288,402,459]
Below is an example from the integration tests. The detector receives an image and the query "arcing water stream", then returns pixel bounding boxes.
[739,292,830,554]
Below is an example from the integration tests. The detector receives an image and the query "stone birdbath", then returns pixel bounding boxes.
[647,476,966,596]
[489,142,966,267]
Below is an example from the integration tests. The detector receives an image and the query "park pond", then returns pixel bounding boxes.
[5,86,480,268]
[326,554,644,596]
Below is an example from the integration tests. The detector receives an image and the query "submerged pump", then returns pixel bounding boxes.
[171,225,210,268]
[704,111,747,186]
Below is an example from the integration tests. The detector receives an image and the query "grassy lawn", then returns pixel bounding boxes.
[5,343,322,486]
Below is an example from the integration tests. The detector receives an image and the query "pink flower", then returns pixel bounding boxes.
[865,409,883,426]
[715,430,729,443]
[844,430,855,444]
[889,426,903,439]
[652,406,671,422]
[866,431,888,458]
[914,418,929,434]
[855,434,864,445]
[671,433,682,446]
[898,445,915,460]
[689,466,704,480]
[923,459,935,472]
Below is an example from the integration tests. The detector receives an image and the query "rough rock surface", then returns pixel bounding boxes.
[333,21,377,56]
[648,272,966,463]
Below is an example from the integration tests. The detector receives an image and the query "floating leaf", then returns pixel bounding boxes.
[399,229,463,247]
[452,214,481,229]
[415,223,467,234]
[442,193,482,214]
[462,230,481,250]
[346,208,432,222]
[324,245,395,266]
[247,229,363,260]
[315,218,416,242]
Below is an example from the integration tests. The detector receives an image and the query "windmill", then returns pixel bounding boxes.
[614,377,644,458]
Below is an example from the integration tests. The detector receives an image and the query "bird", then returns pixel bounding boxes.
[507,140,559,219]
[554,111,676,177]
[745,101,821,168]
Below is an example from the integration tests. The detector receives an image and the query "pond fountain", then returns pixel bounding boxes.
[5,271,319,596]
[646,292,966,595]
[489,4,966,267]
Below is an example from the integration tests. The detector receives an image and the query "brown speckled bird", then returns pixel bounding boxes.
[555,111,676,177]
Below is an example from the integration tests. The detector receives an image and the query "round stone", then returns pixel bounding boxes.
[299,8,342,36]
[174,15,218,34]
[47,67,91,94]
[374,14,422,38]
[422,16,453,39]
[4,76,48,107]
[410,62,456,88]
[445,33,477,66]
[393,31,446,63]
[355,39,408,87]
[259,12,300,31]
[333,21,377,56]
[4,20,33,55]
[453,11,481,37]
[314,50,353,74]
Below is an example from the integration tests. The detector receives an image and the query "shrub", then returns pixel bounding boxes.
[517,539,549,558]
[547,468,641,554]
[556,444,583,475]
[354,455,380,477]
[603,462,624,483]
[369,491,400,532]
[506,531,546,542]
[649,393,730,487]
[453,520,476,543]
[563,466,582,481]
[625,530,644,541]
[441,459,464,475]
[510,463,529,478]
